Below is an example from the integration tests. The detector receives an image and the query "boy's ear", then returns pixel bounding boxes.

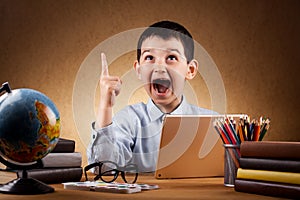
[186,59,198,80]
[133,60,142,80]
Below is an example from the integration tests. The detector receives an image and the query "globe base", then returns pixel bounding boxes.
[0,156,54,194]
[0,177,54,195]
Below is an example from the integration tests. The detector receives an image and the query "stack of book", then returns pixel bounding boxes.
[15,138,83,184]
[234,141,300,198]
[25,138,83,184]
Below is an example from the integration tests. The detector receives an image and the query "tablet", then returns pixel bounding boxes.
[155,114,245,179]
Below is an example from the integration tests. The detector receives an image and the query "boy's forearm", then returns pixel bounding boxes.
[95,107,113,129]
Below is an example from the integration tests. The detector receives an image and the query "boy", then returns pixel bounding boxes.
[87,21,216,173]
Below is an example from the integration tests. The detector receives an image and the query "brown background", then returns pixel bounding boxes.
[0,0,299,166]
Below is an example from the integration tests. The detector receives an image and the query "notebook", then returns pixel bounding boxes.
[155,114,245,179]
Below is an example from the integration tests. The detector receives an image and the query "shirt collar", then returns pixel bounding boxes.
[146,96,189,122]
[146,99,164,122]
[170,97,189,115]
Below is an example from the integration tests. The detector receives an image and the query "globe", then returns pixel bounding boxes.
[0,82,60,164]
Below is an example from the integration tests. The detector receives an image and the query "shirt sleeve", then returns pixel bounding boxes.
[86,110,136,169]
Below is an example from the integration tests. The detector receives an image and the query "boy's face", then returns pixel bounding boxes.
[134,36,198,112]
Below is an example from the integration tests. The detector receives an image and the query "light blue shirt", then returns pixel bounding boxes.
[87,97,217,172]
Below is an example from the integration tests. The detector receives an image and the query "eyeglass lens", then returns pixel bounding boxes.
[85,161,138,184]
[99,161,119,183]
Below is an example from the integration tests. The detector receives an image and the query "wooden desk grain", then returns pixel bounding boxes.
[0,175,282,199]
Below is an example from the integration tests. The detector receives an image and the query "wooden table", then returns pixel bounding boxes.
[0,174,282,200]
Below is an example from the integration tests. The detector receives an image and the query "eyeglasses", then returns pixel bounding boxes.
[84,161,138,184]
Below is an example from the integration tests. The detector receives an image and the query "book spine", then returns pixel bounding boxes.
[240,141,300,160]
[42,152,82,168]
[18,167,83,184]
[235,179,300,199]
[236,168,300,185]
[51,138,75,153]
[239,157,300,173]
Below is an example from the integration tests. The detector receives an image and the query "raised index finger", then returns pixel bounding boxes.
[101,53,109,76]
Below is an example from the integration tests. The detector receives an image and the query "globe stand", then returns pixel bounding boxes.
[0,156,54,195]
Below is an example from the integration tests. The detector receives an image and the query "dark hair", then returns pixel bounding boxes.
[137,21,194,63]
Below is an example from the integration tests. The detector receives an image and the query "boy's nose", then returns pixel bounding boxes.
[153,64,167,74]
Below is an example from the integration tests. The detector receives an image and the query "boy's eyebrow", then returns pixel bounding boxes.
[141,49,151,56]
[141,48,183,56]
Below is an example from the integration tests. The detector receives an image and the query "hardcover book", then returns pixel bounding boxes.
[16,167,83,184]
[51,138,76,153]
[239,157,300,173]
[235,179,300,199]
[236,168,300,185]
[240,141,300,160]
[42,152,82,168]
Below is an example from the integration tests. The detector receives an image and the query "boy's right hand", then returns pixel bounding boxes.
[99,53,122,108]
[96,53,122,128]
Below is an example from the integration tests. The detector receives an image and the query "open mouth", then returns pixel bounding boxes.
[152,79,171,94]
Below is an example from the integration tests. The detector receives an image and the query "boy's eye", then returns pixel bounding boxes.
[145,55,153,61]
[167,55,177,61]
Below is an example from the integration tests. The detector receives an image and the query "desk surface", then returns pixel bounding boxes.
[0,175,283,200]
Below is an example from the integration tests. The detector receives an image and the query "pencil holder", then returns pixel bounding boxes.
[223,144,240,187]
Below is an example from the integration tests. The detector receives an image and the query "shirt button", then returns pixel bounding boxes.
[92,134,96,139]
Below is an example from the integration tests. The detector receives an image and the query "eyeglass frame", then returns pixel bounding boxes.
[84,160,138,184]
